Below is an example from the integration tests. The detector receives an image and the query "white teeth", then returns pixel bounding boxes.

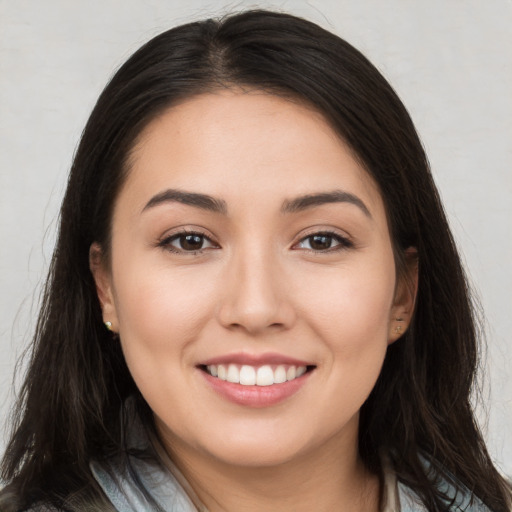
[274,365,287,384]
[227,364,239,383]
[217,364,227,380]
[239,365,256,385]
[206,364,310,386]
[256,365,274,386]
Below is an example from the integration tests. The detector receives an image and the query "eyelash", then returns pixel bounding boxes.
[158,229,353,255]
[293,230,353,252]
[158,230,218,255]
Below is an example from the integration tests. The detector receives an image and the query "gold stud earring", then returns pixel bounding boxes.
[394,317,404,334]
[105,321,113,331]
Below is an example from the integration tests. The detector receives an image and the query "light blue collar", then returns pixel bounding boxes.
[90,410,489,512]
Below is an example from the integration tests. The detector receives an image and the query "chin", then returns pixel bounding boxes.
[205,437,311,469]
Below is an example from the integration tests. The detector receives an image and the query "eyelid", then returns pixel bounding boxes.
[156,226,353,255]
[157,227,220,254]
[291,228,354,252]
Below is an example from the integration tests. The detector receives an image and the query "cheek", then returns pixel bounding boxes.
[111,255,221,384]
[295,260,395,348]
[296,263,394,421]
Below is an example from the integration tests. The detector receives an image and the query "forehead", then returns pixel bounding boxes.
[120,91,385,219]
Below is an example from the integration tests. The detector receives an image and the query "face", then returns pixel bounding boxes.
[91,91,414,470]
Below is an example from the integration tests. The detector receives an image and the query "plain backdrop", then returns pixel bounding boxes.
[1,0,511,477]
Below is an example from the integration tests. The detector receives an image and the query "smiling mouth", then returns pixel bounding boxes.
[200,364,315,386]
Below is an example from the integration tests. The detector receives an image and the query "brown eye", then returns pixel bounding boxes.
[179,234,205,251]
[308,234,334,251]
[160,232,217,253]
[295,232,353,252]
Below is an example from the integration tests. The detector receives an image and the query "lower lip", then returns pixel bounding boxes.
[200,369,312,408]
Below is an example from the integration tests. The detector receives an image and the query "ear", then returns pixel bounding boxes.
[388,247,418,344]
[89,242,118,333]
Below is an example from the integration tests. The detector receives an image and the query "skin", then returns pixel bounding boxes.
[91,91,416,511]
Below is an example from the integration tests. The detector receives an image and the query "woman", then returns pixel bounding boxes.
[0,9,510,512]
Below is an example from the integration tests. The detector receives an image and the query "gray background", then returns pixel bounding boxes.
[1,0,511,477]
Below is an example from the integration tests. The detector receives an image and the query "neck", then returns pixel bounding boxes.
[157,421,381,512]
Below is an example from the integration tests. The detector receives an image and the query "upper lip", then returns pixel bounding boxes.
[199,352,314,367]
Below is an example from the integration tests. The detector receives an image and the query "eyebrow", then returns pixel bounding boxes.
[142,189,228,215]
[142,188,371,218]
[281,190,372,218]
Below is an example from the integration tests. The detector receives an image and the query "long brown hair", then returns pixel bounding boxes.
[1,10,510,511]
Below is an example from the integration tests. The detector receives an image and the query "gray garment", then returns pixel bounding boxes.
[28,405,492,511]
[396,480,490,512]
[24,457,492,512]
[90,447,491,512]
[90,456,197,512]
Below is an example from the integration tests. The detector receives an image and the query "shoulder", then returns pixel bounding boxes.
[397,475,492,512]
[22,505,67,512]
[90,453,197,512]
[382,453,493,511]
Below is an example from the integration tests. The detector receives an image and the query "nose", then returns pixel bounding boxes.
[216,247,296,335]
